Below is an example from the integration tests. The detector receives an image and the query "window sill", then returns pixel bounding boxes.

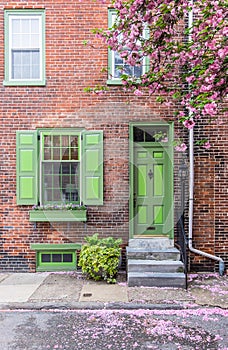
[3,79,46,86]
[29,209,87,222]
[106,79,123,85]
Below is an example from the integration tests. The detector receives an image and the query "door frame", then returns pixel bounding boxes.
[129,122,174,239]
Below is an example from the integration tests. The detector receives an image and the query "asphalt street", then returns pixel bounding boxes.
[0,308,227,350]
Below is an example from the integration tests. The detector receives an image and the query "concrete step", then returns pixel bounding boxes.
[128,259,184,273]
[128,272,186,288]
[128,238,174,250]
[127,247,181,261]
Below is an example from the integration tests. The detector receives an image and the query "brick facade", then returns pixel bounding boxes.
[0,1,227,272]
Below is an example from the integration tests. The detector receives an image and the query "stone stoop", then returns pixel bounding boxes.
[127,238,185,288]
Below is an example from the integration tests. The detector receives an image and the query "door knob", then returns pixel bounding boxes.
[148,169,153,180]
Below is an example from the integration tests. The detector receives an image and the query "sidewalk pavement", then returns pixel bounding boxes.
[0,271,227,310]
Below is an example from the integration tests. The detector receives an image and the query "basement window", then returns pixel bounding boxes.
[37,251,76,271]
[31,243,81,271]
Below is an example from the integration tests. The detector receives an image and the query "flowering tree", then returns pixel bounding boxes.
[94,0,227,150]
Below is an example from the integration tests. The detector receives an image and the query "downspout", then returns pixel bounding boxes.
[187,2,225,276]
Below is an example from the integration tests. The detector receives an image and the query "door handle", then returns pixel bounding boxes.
[148,169,153,180]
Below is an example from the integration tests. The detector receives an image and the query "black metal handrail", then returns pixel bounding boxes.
[177,214,189,289]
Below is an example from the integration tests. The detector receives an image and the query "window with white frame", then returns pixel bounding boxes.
[108,9,147,84]
[4,9,45,85]
[40,131,81,205]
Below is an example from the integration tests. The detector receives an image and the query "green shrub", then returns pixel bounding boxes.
[78,234,122,284]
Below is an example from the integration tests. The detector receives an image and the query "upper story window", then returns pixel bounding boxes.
[4,9,45,86]
[107,9,147,85]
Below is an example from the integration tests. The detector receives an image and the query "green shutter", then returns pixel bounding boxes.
[16,130,38,205]
[82,131,103,205]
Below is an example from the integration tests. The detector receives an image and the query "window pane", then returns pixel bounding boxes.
[12,33,20,47]
[21,34,31,47]
[22,51,30,64]
[12,19,20,32]
[12,51,21,64]
[21,19,30,33]
[12,50,40,80]
[53,135,60,147]
[41,254,51,263]
[12,67,21,79]
[44,135,52,147]
[133,127,144,142]
[145,130,154,142]
[133,126,169,142]
[63,254,73,263]
[53,148,61,160]
[52,254,62,263]
[62,135,69,147]
[62,148,69,160]
[114,53,143,79]
[22,64,30,79]
[70,136,79,160]
[133,65,143,78]
[31,19,39,33]
[32,51,40,64]
[31,34,40,48]
[31,64,40,79]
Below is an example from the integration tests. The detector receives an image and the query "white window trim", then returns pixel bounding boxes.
[4,9,45,86]
[107,9,148,84]
[39,130,82,206]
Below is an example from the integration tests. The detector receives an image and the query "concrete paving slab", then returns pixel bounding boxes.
[0,273,48,303]
[0,285,43,303]
[79,282,128,302]
[0,274,9,283]
[128,286,193,305]
[29,273,84,302]
[190,287,228,309]
[0,273,48,285]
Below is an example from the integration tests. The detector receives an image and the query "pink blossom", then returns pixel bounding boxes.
[203,102,217,116]
[175,143,187,152]
[101,0,227,150]
[186,75,195,83]
[222,27,228,35]
[203,141,211,149]
[200,84,213,92]
[119,50,129,58]
[183,118,195,129]
[206,40,216,50]
[218,48,228,59]
[134,89,143,96]
[205,75,216,84]
[216,78,225,87]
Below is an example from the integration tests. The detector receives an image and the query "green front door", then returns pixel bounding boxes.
[131,124,173,238]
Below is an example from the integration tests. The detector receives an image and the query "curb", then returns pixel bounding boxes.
[0,301,200,311]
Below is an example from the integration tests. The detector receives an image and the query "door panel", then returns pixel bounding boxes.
[134,145,172,236]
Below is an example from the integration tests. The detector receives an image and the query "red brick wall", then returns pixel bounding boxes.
[0,1,227,272]
[190,115,228,272]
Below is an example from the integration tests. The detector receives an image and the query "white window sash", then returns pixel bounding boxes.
[110,11,146,80]
[8,14,43,81]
